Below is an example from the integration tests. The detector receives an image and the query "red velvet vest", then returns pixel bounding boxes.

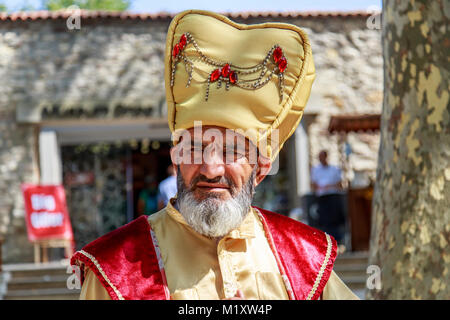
[70,207,337,300]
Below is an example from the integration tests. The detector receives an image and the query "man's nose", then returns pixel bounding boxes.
[199,146,225,179]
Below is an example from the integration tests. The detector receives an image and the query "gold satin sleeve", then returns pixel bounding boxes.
[321,271,360,300]
[79,268,112,300]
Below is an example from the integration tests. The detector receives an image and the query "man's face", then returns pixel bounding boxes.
[173,126,265,202]
[170,125,271,238]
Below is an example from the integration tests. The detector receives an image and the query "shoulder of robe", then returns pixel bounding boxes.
[253,206,338,300]
[70,215,167,300]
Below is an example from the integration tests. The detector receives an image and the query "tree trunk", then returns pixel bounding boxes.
[368,0,449,299]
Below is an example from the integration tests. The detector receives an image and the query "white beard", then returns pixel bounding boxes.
[176,168,256,238]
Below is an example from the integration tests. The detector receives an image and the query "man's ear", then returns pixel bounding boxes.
[170,144,182,166]
[254,156,272,186]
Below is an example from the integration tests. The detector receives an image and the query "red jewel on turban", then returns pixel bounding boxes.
[172,43,180,58]
[273,46,283,63]
[229,71,238,84]
[221,63,231,77]
[179,34,187,49]
[278,57,287,73]
[210,69,221,82]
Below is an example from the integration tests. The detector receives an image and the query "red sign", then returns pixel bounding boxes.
[22,184,74,242]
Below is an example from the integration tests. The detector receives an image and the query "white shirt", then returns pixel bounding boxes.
[157,175,177,205]
[311,164,342,196]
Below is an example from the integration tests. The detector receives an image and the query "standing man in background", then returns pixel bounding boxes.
[311,150,346,245]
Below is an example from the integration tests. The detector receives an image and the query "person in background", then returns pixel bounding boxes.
[137,175,159,215]
[311,150,346,245]
[157,164,177,210]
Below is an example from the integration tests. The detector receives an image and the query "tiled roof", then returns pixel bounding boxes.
[0,10,373,22]
[328,114,381,134]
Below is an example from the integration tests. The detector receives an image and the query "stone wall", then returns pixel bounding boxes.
[0,13,382,263]
[0,18,172,121]
[303,18,382,180]
[0,108,40,262]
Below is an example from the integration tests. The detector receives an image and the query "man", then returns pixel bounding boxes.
[71,10,358,300]
[311,150,343,196]
[157,165,177,210]
[311,150,346,244]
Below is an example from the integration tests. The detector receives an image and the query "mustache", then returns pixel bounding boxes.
[189,174,235,191]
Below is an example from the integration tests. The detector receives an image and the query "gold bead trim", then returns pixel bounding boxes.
[306,233,332,300]
[170,32,288,102]
[78,249,125,300]
[149,227,171,299]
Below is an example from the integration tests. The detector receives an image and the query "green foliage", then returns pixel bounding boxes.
[0,3,6,12]
[45,0,131,11]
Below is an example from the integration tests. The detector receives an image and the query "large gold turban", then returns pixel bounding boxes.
[164,10,315,161]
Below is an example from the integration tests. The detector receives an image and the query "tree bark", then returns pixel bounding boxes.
[368,0,449,299]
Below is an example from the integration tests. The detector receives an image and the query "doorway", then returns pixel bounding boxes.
[61,139,172,250]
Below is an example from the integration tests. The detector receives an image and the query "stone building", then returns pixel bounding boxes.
[0,10,382,263]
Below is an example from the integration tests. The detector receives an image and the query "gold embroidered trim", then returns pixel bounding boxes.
[149,228,171,299]
[78,250,124,300]
[306,233,332,300]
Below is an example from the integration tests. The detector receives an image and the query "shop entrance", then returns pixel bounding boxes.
[131,140,172,218]
[61,139,172,250]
